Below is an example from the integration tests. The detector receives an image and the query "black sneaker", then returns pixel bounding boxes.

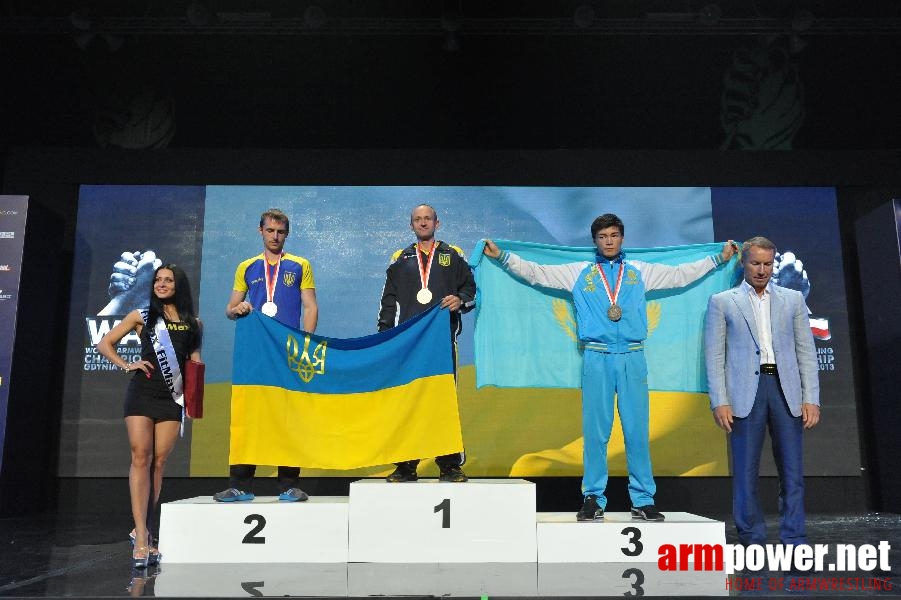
[631,504,666,521]
[439,465,468,482]
[386,465,418,482]
[576,494,604,521]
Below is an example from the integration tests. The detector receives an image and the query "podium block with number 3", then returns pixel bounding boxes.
[537,511,726,563]
[348,479,537,563]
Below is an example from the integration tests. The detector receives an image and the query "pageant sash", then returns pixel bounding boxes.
[140,309,186,432]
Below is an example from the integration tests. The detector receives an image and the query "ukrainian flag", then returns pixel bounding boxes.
[229,306,463,469]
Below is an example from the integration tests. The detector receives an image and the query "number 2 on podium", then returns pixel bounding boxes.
[243,514,267,544]
[434,498,450,528]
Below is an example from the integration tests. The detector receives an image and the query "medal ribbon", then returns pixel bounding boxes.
[264,253,282,305]
[596,260,625,307]
[415,241,437,291]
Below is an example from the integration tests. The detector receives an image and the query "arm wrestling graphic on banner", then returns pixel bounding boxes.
[98,250,163,316]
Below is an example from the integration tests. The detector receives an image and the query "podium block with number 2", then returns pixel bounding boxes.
[158,496,349,563]
[348,479,537,563]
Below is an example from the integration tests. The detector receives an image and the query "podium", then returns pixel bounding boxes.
[156,481,726,596]
[538,562,727,596]
[535,511,728,597]
[348,479,537,562]
[347,563,539,597]
[158,496,349,563]
[537,511,726,563]
[153,563,348,597]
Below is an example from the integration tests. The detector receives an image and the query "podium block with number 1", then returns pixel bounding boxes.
[348,479,536,563]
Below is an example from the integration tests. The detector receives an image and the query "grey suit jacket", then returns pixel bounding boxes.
[704,283,820,418]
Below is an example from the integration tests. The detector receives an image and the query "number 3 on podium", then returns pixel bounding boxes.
[621,526,643,556]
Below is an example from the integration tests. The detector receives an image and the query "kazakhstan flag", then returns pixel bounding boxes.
[229,306,463,469]
[470,240,740,392]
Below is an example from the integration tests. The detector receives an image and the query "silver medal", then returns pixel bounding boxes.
[261,301,278,317]
[416,288,433,304]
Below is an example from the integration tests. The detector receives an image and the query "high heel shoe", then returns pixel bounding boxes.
[132,544,150,569]
[130,529,162,566]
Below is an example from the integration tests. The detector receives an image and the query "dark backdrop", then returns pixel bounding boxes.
[2,1,901,151]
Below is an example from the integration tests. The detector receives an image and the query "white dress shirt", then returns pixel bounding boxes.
[741,279,775,365]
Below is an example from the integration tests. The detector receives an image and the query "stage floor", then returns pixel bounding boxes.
[0,512,898,598]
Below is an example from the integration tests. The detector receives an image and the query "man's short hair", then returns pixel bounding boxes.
[410,204,438,224]
[260,208,290,233]
[590,213,624,238]
[742,236,777,256]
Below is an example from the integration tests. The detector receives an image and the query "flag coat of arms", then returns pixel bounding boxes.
[469,240,739,392]
[229,306,463,469]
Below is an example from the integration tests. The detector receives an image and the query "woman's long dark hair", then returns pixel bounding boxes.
[146,264,199,331]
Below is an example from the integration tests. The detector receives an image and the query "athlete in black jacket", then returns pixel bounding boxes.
[377,204,476,482]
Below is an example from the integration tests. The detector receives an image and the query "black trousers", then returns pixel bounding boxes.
[395,453,464,471]
[229,464,300,493]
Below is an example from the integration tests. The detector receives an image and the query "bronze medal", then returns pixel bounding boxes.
[597,260,626,322]
[607,303,622,321]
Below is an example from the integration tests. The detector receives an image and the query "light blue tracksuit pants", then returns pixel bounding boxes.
[581,348,656,509]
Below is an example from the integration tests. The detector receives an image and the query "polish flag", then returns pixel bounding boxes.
[810,317,831,341]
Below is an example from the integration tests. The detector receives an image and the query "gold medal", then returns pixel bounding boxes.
[416,288,433,304]
[415,241,437,306]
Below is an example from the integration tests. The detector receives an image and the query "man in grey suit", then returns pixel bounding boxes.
[704,236,820,547]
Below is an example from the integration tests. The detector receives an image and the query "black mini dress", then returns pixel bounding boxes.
[124,319,200,422]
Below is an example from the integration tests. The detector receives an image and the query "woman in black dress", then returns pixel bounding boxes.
[97,264,202,568]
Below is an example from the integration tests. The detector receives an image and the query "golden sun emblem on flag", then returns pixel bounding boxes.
[286,334,327,383]
[282,271,297,287]
[552,299,662,341]
[552,299,579,342]
[646,301,661,336]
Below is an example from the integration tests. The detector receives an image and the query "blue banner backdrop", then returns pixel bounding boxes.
[0,196,30,474]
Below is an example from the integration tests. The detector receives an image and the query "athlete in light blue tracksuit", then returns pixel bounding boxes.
[483,214,737,522]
